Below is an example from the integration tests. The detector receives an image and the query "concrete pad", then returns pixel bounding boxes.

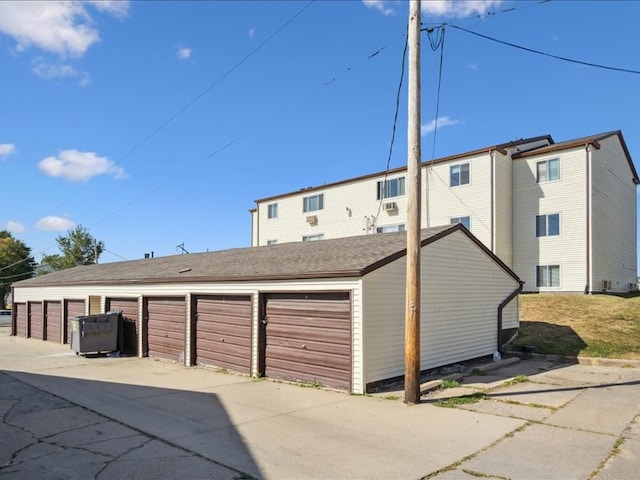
[544,384,640,435]
[462,422,616,480]
[432,469,503,479]
[46,420,142,451]
[424,387,482,401]
[458,398,554,422]
[595,435,640,480]
[488,380,583,408]
[537,363,640,386]
[10,406,104,439]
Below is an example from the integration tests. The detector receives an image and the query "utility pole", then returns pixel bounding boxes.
[404,0,422,405]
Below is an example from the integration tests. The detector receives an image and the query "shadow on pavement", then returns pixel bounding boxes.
[0,370,261,479]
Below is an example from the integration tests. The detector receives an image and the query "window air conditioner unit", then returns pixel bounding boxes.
[306,215,318,225]
[383,202,398,212]
[601,280,612,291]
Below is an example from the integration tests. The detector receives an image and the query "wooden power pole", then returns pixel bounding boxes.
[404,0,422,405]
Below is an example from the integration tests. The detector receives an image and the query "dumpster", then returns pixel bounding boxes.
[70,312,120,355]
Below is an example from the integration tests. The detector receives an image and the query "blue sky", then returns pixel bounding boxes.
[1,0,639,270]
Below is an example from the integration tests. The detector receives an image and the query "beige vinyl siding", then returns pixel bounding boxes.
[362,230,519,385]
[513,148,588,292]
[590,137,638,292]
[13,278,364,392]
[256,174,410,245]
[494,151,513,266]
[425,152,493,249]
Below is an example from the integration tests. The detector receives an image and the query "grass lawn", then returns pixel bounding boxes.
[510,293,640,359]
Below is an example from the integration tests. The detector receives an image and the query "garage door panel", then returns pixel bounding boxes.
[195,295,251,374]
[267,325,350,344]
[198,332,251,348]
[65,300,86,344]
[265,293,351,390]
[107,298,138,356]
[16,303,27,337]
[146,298,185,363]
[45,302,61,343]
[29,303,43,340]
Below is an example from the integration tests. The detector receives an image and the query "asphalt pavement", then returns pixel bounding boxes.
[1,324,639,479]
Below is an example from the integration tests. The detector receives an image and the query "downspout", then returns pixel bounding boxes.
[497,281,524,354]
[585,145,592,293]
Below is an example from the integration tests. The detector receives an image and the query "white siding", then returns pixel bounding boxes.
[494,151,513,266]
[362,230,519,386]
[256,174,410,245]
[590,136,638,292]
[425,152,493,249]
[513,148,588,292]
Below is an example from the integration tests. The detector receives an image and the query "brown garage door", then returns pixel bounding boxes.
[145,297,185,363]
[28,302,43,340]
[263,292,351,390]
[107,298,139,356]
[15,303,27,337]
[65,300,86,344]
[44,301,62,343]
[195,295,252,374]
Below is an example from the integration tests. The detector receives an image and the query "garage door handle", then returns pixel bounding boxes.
[220,337,225,342]
[302,344,307,349]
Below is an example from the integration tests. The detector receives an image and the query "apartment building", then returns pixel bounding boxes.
[251,131,639,293]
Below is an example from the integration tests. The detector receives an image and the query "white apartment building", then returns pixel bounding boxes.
[251,131,639,293]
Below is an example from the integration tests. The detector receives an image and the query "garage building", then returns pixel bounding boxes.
[11,224,522,394]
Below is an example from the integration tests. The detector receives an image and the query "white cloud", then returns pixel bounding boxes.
[35,216,76,231]
[33,59,78,78]
[421,116,461,135]
[0,143,16,158]
[5,221,26,233]
[248,28,256,38]
[467,63,479,71]
[176,46,192,60]
[38,149,127,181]
[422,0,504,18]
[362,0,396,16]
[0,1,129,57]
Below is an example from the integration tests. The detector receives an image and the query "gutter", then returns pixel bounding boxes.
[497,281,524,354]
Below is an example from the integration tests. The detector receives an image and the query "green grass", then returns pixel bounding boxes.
[436,392,486,407]
[440,379,461,389]
[511,294,640,359]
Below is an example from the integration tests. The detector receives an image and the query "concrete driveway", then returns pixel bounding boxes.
[1,325,639,479]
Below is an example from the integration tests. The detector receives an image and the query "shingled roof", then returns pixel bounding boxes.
[14,224,518,288]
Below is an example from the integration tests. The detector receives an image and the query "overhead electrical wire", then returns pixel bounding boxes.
[448,24,640,75]
[1,2,316,275]
[373,31,408,229]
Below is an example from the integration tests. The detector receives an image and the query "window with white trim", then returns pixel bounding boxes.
[536,213,560,237]
[303,194,324,212]
[450,216,471,230]
[377,177,405,199]
[376,224,406,233]
[537,265,560,287]
[450,163,469,187]
[267,203,278,219]
[536,158,560,183]
[303,234,324,242]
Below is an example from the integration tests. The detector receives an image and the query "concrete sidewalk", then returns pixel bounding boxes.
[1,326,639,479]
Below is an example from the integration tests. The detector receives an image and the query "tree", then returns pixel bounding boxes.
[41,226,105,271]
[0,230,36,309]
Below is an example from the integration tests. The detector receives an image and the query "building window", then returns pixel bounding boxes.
[537,265,560,287]
[450,164,469,187]
[303,234,324,242]
[377,177,405,200]
[376,224,406,233]
[536,213,560,237]
[267,203,278,219]
[536,158,560,183]
[450,216,471,230]
[267,239,278,246]
[303,194,324,213]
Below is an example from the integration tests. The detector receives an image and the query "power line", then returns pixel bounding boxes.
[447,24,640,75]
